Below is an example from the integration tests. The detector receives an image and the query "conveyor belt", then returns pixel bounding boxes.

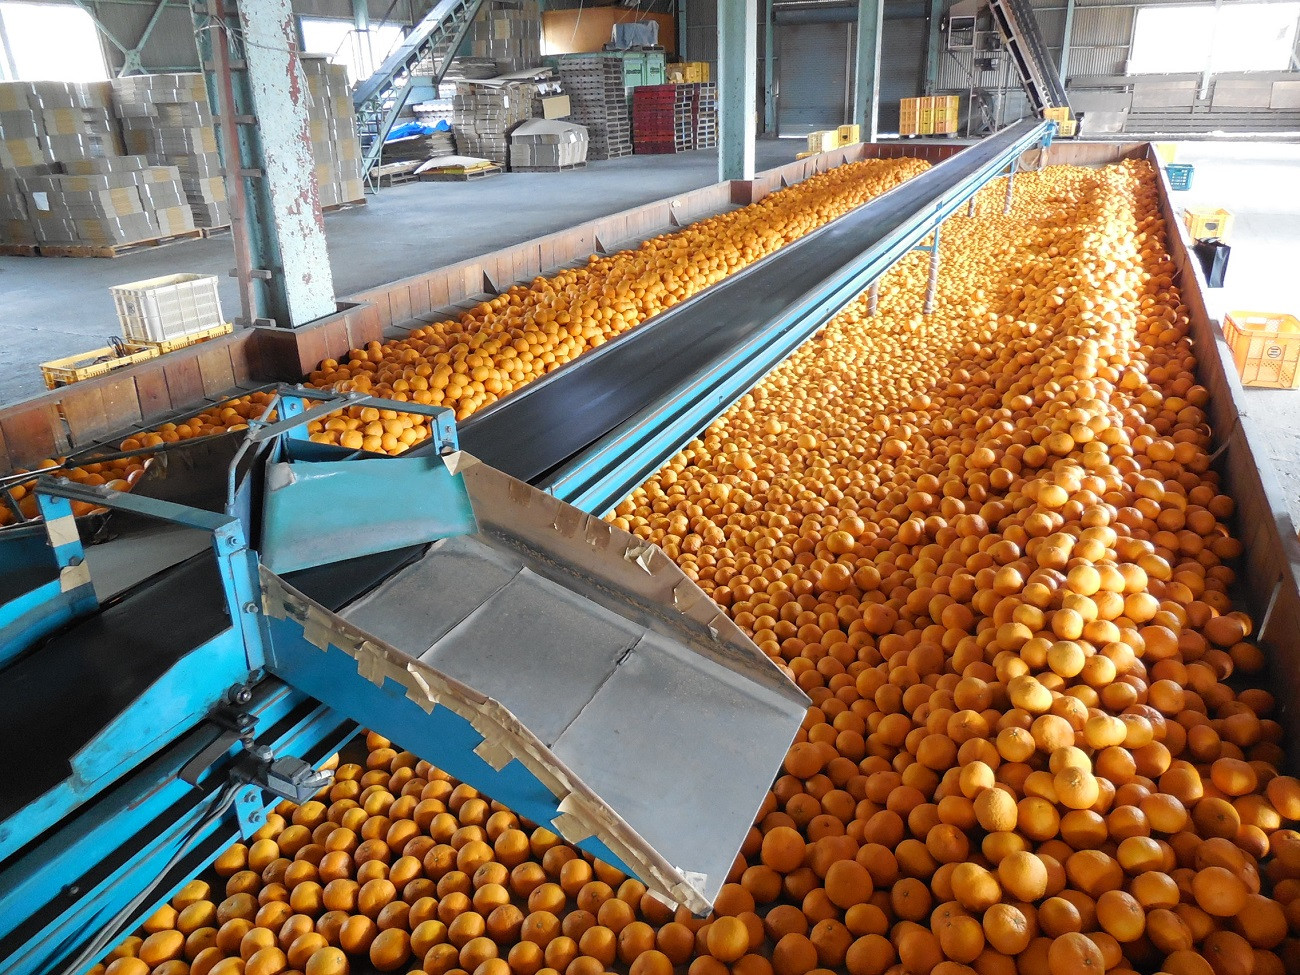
[459,121,1046,489]
[0,553,229,820]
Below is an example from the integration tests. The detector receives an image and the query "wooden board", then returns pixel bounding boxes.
[418,165,502,182]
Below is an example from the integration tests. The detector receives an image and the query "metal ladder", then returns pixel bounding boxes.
[352,0,485,187]
[985,0,1070,115]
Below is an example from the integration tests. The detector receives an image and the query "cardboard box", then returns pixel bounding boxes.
[539,94,571,119]
[0,137,50,167]
[63,155,151,175]
[0,110,40,139]
[0,83,32,112]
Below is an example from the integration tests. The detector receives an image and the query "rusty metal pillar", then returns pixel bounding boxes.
[192,0,336,328]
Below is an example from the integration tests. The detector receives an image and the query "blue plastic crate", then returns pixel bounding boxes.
[1165,163,1194,191]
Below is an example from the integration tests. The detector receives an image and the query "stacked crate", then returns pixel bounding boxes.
[555,56,631,160]
[899,95,959,136]
[301,57,365,206]
[933,96,960,135]
[673,85,696,152]
[111,73,230,229]
[667,61,711,84]
[694,82,718,149]
[462,0,542,73]
[632,85,676,155]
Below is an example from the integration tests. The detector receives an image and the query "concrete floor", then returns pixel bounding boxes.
[0,141,798,405]
[1164,142,1300,525]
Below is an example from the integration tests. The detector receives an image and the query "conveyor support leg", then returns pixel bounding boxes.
[967,195,977,218]
[1003,162,1015,215]
[924,228,941,315]
[868,281,879,316]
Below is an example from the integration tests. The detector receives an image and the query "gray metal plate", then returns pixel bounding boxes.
[333,459,808,911]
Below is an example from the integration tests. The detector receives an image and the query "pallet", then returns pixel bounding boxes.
[38,229,204,259]
[198,225,231,239]
[322,198,367,211]
[0,243,38,256]
[418,164,503,182]
[511,163,588,173]
[132,322,234,355]
[41,343,160,389]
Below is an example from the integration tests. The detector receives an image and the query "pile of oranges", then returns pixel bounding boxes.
[0,391,276,525]
[4,161,922,526]
[301,159,923,427]
[88,157,1298,975]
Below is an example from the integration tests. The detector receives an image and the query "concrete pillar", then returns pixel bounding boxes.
[763,0,776,133]
[718,0,757,182]
[194,0,336,328]
[853,0,883,141]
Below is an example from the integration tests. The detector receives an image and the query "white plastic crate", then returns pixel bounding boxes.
[110,272,224,344]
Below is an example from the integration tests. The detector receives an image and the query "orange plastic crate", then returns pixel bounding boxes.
[1222,311,1300,389]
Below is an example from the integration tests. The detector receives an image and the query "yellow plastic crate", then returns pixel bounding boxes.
[837,123,860,146]
[806,130,838,153]
[1222,311,1300,389]
[1184,206,1234,242]
[1154,143,1177,164]
[133,321,234,354]
[1044,106,1071,123]
[1058,119,1077,137]
[41,343,160,389]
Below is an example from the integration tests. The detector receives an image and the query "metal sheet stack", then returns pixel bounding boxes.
[301,57,365,207]
[556,56,631,161]
[508,119,588,171]
[110,73,230,229]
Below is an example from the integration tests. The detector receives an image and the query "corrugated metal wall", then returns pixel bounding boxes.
[776,21,852,134]
[684,0,718,65]
[879,16,926,131]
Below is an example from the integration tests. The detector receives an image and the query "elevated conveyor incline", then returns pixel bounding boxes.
[458,120,1051,513]
[987,0,1071,114]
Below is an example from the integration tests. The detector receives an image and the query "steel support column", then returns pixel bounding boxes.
[677,0,688,59]
[1057,0,1075,85]
[853,0,883,142]
[353,0,373,82]
[193,0,337,329]
[763,0,776,133]
[718,0,757,182]
[924,0,945,94]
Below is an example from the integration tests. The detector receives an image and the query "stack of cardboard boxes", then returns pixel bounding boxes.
[464,0,542,73]
[301,57,365,207]
[0,81,123,169]
[452,80,533,166]
[21,157,196,250]
[111,73,230,229]
[508,119,588,171]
